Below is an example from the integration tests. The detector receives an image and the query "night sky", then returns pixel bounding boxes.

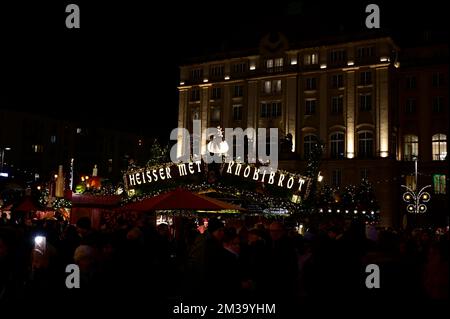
[1,0,446,141]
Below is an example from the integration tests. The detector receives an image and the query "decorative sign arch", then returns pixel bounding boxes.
[124,160,313,199]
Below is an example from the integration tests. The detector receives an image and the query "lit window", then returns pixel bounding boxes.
[263,81,271,94]
[266,59,273,69]
[275,80,282,93]
[76,128,82,134]
[32,144,43,153]
[304,53,318,65]
[432,134,447,161]
[403,135,418,161]
[275,58,283,67]
[433,174,446,194]
[50,135,56,143]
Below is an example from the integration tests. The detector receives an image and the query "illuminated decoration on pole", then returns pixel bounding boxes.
[207,126,229,155]
[401,157,431,214]
[402,185,431,214]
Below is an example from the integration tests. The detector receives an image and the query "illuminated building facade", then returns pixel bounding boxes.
[177,33,448,227]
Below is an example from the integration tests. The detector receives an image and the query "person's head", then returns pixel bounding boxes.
[223,227,240,255]
[248,228,264,245]
[157,223,170,238]
[76,217,91,237]
[269,222,285,241]
[74,245,96,272]
[126,227,143,242]
[327,226,339,239]
[207,218,225,241]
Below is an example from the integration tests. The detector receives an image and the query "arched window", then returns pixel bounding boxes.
[403,135,418,161]
[303,134,318,159]
[330,132,345,159]
[358,131,373,158]
[432,134,447,161]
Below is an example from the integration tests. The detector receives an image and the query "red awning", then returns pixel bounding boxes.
[15,196,40,212]
[119,188,244,212]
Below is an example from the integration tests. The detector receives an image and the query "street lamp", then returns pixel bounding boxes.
[0,147,11,172]
[401,157,431,214]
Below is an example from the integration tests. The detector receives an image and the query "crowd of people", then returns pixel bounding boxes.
[0,213,448,309]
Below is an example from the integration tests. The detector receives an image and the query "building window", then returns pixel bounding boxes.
[406,98,417,114]
[191,68,203,80]
[232,104,243,121]
[211,87,222,99]
[266,58,283,72]
[263,81,271,94]
[332,169,342,187]
[432,73,445,88]
[358,132,373,158]
[330,132,345,159]
[305,99,317,115]
[304,53,318,65]
[210,106,221,122]
[262,80,282,94]
[274,80,282,93]
[303,134,318,159]
[332,74,344,89]
[190,88,200,101]
[260,102,282,118]
[360,94,372,111]
[433,174,446,194]
[50,135,56,143]
[432,134,447,161]
[232,62,246,74]
[331,96,343,114]
[210,65,224,78]
[76,128,82,134]
[357,46,374,58]
[403,135,418,161]
[233,85,243,97]
[330,50,346,64]
[406,76,417,89]
[32,144,44,153]
[305,77,317,90]
[360,71,372,85]
[405,175,416,191]
[432,96,444,113]
[191,107,200,120]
